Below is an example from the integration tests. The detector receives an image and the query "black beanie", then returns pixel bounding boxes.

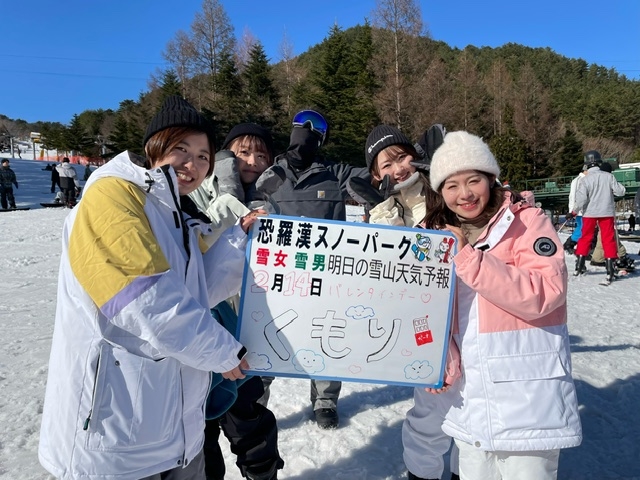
[221,123,274,157]
[143,95,215,148]
[600,161,613,173]
[364,125,413,172]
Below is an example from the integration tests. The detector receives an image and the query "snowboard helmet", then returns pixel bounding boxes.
[583,150,602,169]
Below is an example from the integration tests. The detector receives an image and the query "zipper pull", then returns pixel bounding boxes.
[83,410,92,431]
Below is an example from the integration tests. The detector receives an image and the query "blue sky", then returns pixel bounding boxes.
[2,0,639,124]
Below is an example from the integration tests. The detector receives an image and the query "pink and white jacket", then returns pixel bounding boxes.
[443,194,582,452]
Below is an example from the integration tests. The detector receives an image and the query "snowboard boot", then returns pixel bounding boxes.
[616,254,635,273]
[573,255,587,276]
[605,258,616,283]
[563,237,576,255]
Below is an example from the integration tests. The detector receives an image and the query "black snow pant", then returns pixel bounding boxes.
[61,186,76,206]
[204,376,284,480]
[0,186,16,209]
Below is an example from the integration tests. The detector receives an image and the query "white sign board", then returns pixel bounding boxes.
[237,215,456,388]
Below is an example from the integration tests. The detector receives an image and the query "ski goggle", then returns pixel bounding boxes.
[292,110,328,142]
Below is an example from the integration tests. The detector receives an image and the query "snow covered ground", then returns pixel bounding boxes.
[1,159,639,479]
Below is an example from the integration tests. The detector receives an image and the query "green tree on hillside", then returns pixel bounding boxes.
[490,127,532,190]
[305,25,376,164]
[64,115,94,156]
[243,42,281,128]
[159,70,183,101]
[550,127,583,177]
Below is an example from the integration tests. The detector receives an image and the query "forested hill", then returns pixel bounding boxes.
[2,23,639,189]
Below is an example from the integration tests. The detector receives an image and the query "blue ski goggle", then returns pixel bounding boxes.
[292,110,328,143]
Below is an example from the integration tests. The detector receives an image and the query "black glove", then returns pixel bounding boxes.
[347,175,393,210]
[413,124,446,172]
[565,211,576,219]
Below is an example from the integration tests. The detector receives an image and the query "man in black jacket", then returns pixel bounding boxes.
[253,110,369,429]
[0,158,18,209]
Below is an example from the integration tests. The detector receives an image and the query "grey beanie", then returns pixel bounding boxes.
[429,131,500,190]
[364,125,413,172]
[143,95,215,148]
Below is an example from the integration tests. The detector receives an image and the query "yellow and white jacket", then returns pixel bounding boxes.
[39,151,248,479]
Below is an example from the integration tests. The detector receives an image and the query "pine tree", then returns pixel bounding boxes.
[159,70,183,102]
[305,24,375,164]
[551,128,584,177]
[213,50,244,134]
[108,100,144,156]
[489,127,533,190]
[242,42,281,128]
[64,115,94,157]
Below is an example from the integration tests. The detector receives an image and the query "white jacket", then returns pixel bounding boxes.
[575,167,626,218]
[368,173,429,227]
[39,151,248,479]
[56,162,81,188]
[568,172,585,215]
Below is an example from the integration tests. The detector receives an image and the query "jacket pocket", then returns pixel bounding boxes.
[85,343,181,451]
[486,352,570,432]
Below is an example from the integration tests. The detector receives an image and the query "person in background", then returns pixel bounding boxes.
[424,131,582,480]
[0,158,18,209]
[348,124,460,480]
[39,95,261,480]
[56,157,81,207]
[569,150,626,284]
[563,165,586,254]
[84,163,93,181]
[51,161,61,193]
[253,109,369,429]
[588,161,634,273]
[629,213,636,232]
[190,123,284,480]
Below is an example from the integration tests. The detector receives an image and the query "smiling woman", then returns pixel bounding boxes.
[38,95,264,480]
[423,131,582,480]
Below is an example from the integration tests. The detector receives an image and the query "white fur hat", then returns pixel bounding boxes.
[429,131,500,190]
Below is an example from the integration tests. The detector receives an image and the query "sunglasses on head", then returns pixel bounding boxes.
[292,110,328,142]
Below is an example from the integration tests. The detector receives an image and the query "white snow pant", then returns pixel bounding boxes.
[455,439,560,480]
[403,387,459,479]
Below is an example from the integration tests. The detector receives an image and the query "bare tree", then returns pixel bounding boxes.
[512,63,556,175]
[276,28,297,118]
[452,49,487,133]
[371,0,425,130]
[484,59,513,136]
[163,30,196,99]
[237,26,258,71]
[190,0,236,102]
[409,57,455,135]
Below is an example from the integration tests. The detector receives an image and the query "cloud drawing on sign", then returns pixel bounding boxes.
[346,305,375,320]
[246,352,272,371]
[292,349,326,374]
[404,360,434,380]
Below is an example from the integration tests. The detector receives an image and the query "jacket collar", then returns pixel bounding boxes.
[473,191,529,251]
[85,151,180,208]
